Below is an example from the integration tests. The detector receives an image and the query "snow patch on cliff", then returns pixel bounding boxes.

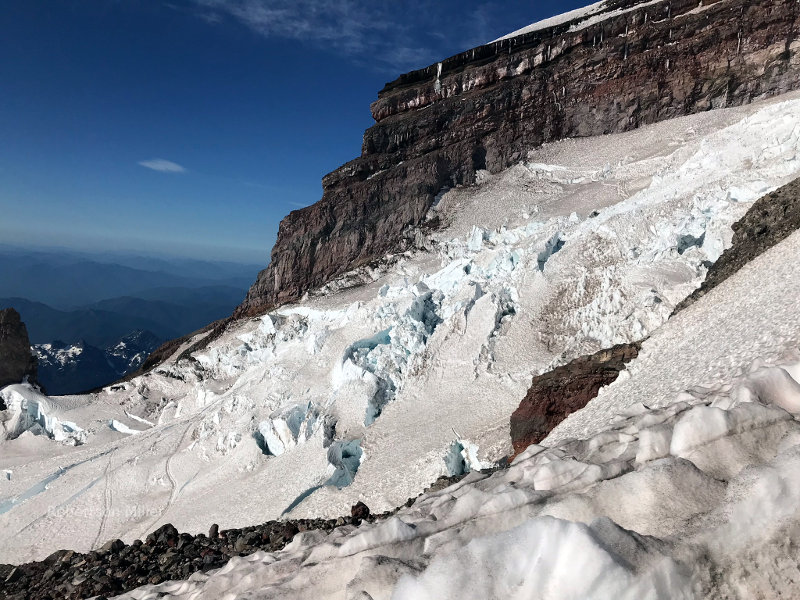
[493,2,606,41]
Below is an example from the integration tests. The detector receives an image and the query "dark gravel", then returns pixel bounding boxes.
[0,507,382,600]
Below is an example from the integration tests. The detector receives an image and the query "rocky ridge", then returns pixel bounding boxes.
[0,516,365,600]
[674,175,800,312]
[238,0,800,317]
[0,483,476,600]
[0,308,37,395]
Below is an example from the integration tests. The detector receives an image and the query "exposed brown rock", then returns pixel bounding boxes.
[509,342,642,460]
[238,0,800,317]
[0,307,37,393]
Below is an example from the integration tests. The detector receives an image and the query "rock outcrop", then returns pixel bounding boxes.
[0,308,37,394]
[509,342,642,459]
[238,0,800,316]
[675,176,800,312]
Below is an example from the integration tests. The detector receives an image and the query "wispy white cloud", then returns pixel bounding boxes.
[187,1,539,73]
[196,0,381,49]
[190,0,449,71]
[138,159,187,173]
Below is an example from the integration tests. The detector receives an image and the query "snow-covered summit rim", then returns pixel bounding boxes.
[492,0,676,42]
[491,1,607,42]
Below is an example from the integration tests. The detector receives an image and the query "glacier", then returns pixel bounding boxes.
[1,91,800,600]
[118,278,800,598]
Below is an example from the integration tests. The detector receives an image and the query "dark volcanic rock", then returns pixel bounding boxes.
[674,176,800,313]
[0,512,397,600]
[0,307,37,392]
[350,501,371,522]
[0,468,501,599]
[510,342,642,459]
[238,0,800,316]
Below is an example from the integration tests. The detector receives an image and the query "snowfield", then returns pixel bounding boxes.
[122,228,800,599]
[116,298,800,598]
[2,91,800,599]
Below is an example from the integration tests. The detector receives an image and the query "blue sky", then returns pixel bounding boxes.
[0,0,587,263]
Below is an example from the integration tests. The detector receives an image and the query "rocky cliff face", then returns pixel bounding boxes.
[0,308,37,393]
[239,0,800,316]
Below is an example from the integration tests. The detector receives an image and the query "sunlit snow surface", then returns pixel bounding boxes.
[120,338,800,599]
[2,92,800,598]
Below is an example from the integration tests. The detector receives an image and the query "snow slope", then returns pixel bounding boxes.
[120,231,800,598]
[2,91,800,567]
[546,229,800,445]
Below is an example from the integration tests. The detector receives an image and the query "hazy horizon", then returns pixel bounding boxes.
[0,229,269,265]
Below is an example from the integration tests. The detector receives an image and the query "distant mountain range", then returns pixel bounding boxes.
[0,288,245,348]
[34,331,162,395]
[0,246,261,309]
[0,246,261,394]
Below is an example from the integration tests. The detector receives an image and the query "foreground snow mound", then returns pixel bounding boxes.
[393,518,687,600]
[119,353,800,599]
[2,92,800,564]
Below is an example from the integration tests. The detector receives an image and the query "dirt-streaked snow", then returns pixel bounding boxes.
[2,92,800,572]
